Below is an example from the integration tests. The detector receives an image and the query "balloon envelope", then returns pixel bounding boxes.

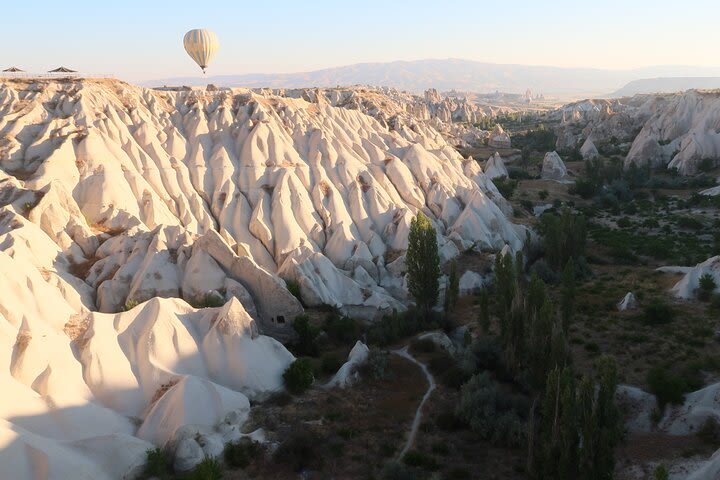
[183,29,219,73]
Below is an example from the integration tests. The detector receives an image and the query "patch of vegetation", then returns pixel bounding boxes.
[224,439,260,469]
[189,457,223,480]
[273,430,323,472]
[283,358,314,394]
[455,372,527,448]
[642,301,676,325]
[285,279,302,304]
[362,347,390,380]
[290,315,320,356]
[142,448,170,479]
[493,177,518,199]
[647,366,687,406]
[402,450,439,471]
[698,273,718,301]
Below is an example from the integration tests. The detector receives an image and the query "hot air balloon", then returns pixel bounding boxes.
[183,29,219,74]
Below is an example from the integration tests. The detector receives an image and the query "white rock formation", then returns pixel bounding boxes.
[541,151,568,180]
[556,90,720,175]
[580,137,599,159]
[325,341,370,389]
[0,78,527,478]
[617,292,639,311]
[488,124,511,149]
[459,270,485,294]
[701,185,720,196]
[484,152,509,179]
[616,385,658,433]
[660,382,720,435]
[671,256,720,299]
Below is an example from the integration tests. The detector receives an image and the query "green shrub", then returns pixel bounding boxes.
[676,216,704,230]
[642,301,675,325]
[569,178,599,199]
[362,347,390,380]
[273,430,323,472]
[653,464,669,480]
[697,417,720,445]
[283,358,314,394]
[538,189,549,200]
[192,291,226,308]
[698,273,718,301]
[494,177,518,199]
[320,352,345,374]
[143,448,170,479]
[647,366,687,406]
[323,314,360,344]
[286,280,302,303]
[455,372,526,447]
[190,456,222,480]
[290,315,320,356]
[224,439,260,469]
[402,450,439,471]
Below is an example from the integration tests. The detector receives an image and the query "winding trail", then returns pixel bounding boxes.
[392,345,436,459]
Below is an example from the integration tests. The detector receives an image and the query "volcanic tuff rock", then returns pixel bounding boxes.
[484,152,508,179]
[553,90,720,175]
[671,255,720,299]
[0,78,525,478]
[541,151,568,180]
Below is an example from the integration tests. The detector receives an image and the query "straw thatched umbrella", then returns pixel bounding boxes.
[2,67,24,72]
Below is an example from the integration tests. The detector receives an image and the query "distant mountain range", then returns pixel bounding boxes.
[610,77,720,97]
[145,59,720,98]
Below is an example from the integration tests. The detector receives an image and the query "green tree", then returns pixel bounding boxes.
[478,289,490,333]
[539,209,587,271]
[445,260,460,313]
[494,251,516,322]
[406,213,441,318]
[560,259,576,331]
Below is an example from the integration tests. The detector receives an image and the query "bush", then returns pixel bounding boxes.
[569,178,599,199]
[494,177,518,199]
[697,417,720,445]
[698,273,718,301]
[323,314,360,344]
[143,448,170,479]
[647,366,687,406]
[402,450,439,471]
[362,347,390,380]
[380,461,418,480]
[455,372,526,447]
[653,464,669,480]
[290,315,320,356]
[286,280,302,303]
[642,301,675,325]
[283,358,314,394]
[471,336,503,371]
[274,430,323,472]
[190,457,222,480]
[320,352,345,374]
[224,439,260,469]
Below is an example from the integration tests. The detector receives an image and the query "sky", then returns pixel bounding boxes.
[2,0,719,82]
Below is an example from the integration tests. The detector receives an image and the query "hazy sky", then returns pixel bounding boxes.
[2,0,719,82]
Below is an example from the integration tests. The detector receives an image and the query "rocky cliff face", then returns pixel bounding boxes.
[0,78,522,477]
[553,90,720,174]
